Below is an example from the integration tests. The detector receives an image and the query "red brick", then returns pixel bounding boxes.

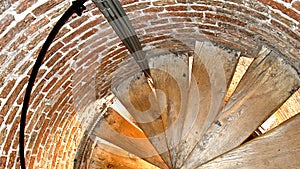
[0,27,17,51]
[26,28,50,51]
[27,131,37,149]
[25,110,38,134]
[58,63,71,76]
[32,0,64,16]
[159,12,203,18]
[0,127,8,147]
[0,54,8,68]
[31,79,46,99]
[143,7,164,13]
[258,0,300,21]
[80,28,98,40]
[44,42,64,63]
[191,5,213,11]
[76,49,101,67]
[41,129,50,147]
[3,116,20,155]
[63,19,101,43]
[16,0,38,13]
[124,1,150,12]
[45,69,74,100]
[61,41,78,52]
[47,1,70,19]
[171,17,192,23]
[45,49,77,79]
[282,0,292,3]
[29,156,36,169]
[54,27,71,42]
[32,94,45,110]
[0,14,35,50]
[0,76,28,116]
[7,151,16,168]
[45,52,63,68]
[0,79,16,98]
[57,96,73,112]
[0,116,3,126]
[47,86,72,118]
[271,19,300,42]
[15,60,33,75]
[5,106,19,125]
[121,0,139,5]
[25,17,50,35]
[36,147,43,163]
[152,0,176,6]
[0,14,14,35]
[205,13,247,26]
[81,35,107,50]
[69,15,89,28]
[17,14,36,30]
[32,119,50,154]
[271,10,296,27]
[91,8,101,16]
[292,1,300,11]
[0,156,7,168]
[166,6,187,11]
[36,68,47,81]
[150,19,169,25]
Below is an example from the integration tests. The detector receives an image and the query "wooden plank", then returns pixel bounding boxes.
[92,107,168,169]
[182,48,300,169]
[175,41,240,168]
[224,57,254,103]
[198,113,300,169]
[260,89,300,132]
[89,140,159,169]
[147,54,190,167]
[111,71,173,168]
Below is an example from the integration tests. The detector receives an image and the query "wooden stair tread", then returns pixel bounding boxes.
[89,140,159,169]
[175,41,240,168]
[182,47,300,168]
[148,54,190,167]
[92,107,168,169]
[112,71,173,168]
[197,113,300,169]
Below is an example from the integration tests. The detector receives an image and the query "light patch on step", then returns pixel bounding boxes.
[224,57,254,103]
[110,97,142,132]
[260,89,300,133]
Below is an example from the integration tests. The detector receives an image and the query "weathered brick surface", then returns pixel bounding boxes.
[1,0,300,168]
[0,14,14,35]
[292,1,300,11]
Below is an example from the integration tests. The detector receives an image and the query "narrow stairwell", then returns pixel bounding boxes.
[89,42,300,169]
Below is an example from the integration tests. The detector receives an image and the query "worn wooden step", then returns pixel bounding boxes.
[92,107,168,169]
[182,47,300,168]
[88,140,159,169]
[197,113,300,168]
[260,89,300,133]
[147,53,190,167]
[175,41,240,168]
[224,56,254,104]
[111,71,173,168]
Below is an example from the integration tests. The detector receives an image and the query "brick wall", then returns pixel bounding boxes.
[0,0,299,168]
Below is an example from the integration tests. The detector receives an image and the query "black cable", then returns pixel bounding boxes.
[19,1,87,168]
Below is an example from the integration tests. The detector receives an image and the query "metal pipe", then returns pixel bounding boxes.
[93,0,153,81]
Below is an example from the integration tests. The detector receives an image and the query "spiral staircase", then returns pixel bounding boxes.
[84,41,299,169]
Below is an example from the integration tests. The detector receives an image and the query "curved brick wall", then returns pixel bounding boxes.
[0,0,299,168]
